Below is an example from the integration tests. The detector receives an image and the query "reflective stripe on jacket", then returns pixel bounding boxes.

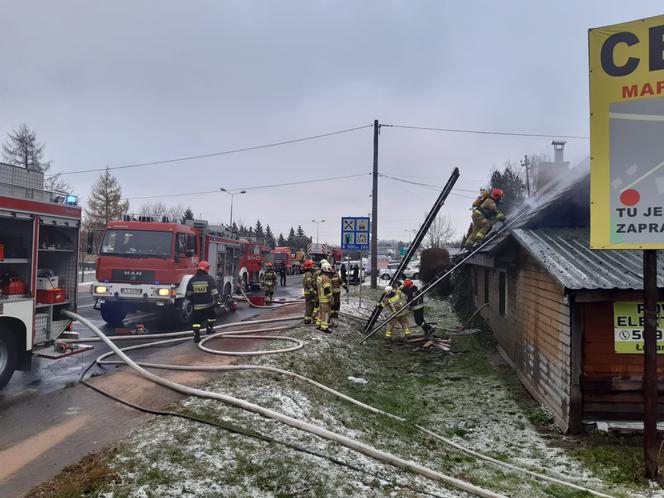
[185,272,219,310]
[317,274,333,303]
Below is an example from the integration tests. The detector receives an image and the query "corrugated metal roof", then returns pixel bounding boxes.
[512,227,664,290]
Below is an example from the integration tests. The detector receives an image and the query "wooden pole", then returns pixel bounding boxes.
[371,120,379,289]
[643,249,658,479]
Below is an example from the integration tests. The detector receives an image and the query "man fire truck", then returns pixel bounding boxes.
[91,219,242,326]
[0,162,85,389]
[238,239,269,291]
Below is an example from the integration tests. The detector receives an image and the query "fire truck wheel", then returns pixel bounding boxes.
[0,330,17,389]
[100,303,127,326]
[176,299,193,327]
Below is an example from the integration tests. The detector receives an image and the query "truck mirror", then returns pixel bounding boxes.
[86,231,95,254]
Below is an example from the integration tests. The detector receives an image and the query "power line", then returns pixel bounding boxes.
[382,123,589,140]
[52,124,373,177]
[127,173,370,201]
[379,173,475,199]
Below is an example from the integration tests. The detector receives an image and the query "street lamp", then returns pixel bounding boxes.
[220,188,247,231]
[312,219,325,244]
[404,229,416,244]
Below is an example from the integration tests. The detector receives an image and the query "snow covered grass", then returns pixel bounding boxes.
[94,289,664,497]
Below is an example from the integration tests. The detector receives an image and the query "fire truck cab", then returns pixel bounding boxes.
[91,219,240,326]
[0,162,83,389]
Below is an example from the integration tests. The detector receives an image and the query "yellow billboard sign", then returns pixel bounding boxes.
[614,301,664,353]
[589,15,664,249]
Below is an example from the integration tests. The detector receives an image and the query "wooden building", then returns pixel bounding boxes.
[465,161,664,433]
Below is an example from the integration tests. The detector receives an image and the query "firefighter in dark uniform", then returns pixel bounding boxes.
[185,260,219,343]
[262,262,277,304]
[401,278,435,337]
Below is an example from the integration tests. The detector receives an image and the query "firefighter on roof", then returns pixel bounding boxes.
[465,188,506,249]
[302,259,316,324]
[185,260,219,343]
[316,261,334,332]
[261,262,277,304]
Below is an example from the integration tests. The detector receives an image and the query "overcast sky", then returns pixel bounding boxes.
[1,1,662,243]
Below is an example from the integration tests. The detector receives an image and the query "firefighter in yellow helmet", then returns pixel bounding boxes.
[465,188,506,249]
[302,259,316,324]
[316,261,334,332]
[261,262,277,304]
[379,285,411,339]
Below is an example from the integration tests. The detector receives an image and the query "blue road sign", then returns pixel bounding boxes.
[341,216,370,251]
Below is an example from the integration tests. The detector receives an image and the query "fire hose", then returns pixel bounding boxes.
[66,311,613,498]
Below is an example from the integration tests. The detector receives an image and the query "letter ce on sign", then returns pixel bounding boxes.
[601,24,664,76]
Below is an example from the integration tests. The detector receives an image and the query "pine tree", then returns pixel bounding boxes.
[288,227,296,247]
[277,233,287,247]
[239,224,247,236]
[296,225,305,237]
[265,225,276,249]
[182,208,194,222]
[248,226,254,237]
[489,162,526,214]
[232,221,238,234]
[84,167,130,229]
[254,220,265,240]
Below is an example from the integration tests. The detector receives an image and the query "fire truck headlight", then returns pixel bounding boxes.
[95,286,108,294]
[157,288,170,297]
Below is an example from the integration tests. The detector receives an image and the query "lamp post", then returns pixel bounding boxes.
[220,188,246,231]
[312,219,325,244]
[404,229,416,244]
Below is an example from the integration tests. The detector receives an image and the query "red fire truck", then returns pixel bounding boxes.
[91,219,242,326]
[0,162,84,389]
[270,246,292,274]
[238,239,269,290]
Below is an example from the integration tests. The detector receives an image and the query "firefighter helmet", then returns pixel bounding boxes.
[384,285,393,293]
[403,278,413,288]
[266,262,272,268]
[321,261,333,273]
[303,259,314,269]
[491,188,504,201]
[197,260,210,271]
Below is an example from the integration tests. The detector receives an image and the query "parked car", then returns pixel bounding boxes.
[380,263,420,280]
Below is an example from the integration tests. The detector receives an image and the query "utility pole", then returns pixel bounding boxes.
[643,249,658,479]
[522,155,531,197]
[371,119,379,289]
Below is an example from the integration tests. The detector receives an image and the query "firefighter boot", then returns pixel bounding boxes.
[206,319,216,335]
[404,327,412,338]
[193,324,201,344]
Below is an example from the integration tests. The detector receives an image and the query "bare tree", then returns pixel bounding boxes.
[426,214,456,248]
[1,124,73,193]
[138,202,187,221]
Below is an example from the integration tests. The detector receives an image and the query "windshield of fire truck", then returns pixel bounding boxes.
[100,230,173,258]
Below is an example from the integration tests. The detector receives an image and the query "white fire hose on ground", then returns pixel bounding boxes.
[65,311,613,498]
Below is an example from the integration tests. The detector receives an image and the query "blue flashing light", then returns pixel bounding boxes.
[65,194,78,206]
[154,280,160,285]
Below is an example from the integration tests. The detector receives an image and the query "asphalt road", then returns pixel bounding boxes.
[0,275,303,497]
